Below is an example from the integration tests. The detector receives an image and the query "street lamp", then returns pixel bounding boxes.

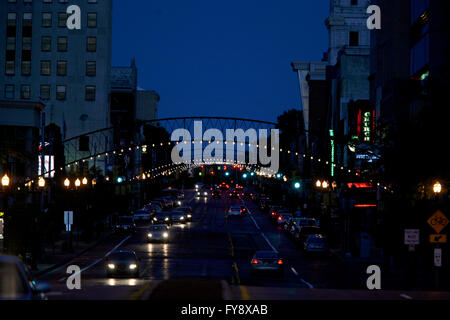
[64,178,70,188]
[38,177,46,188]
[315,179,322,188]
[1,174,10,187]
[75,178,81,188]
[294,182,301,189]
[433,182,442,194]
[92,179,97,187]
[82,177,88,185]
[322,181,329,189]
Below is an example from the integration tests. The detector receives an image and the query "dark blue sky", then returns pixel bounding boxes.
[112,0,329,123]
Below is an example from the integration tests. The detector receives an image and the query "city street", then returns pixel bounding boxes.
[36,191,450,300]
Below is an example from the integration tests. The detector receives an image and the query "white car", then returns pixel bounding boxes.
[133,209,151,221]
[147,225,170,242]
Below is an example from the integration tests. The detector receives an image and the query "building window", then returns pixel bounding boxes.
[85,86,96,101]
[5,61,15,75]
[22,37,32,50]
[87,13,97,28]
[86,61,96,76]
[87,37,96,52]
[40,85,50,100]
[21,85,31,99]
[7,13,17,27]
[349,31,359,46]
[41,36,51,51]
[40,60,51,75]
[21,61,31,75]
[4,85,15,99]
[57,60,67,76]
[23,13,32,26]
[6,37,16,50]
[56,85,66,100]
[58,12,68,27]
[42,12,52,27]
[351,0,358,5]
[57,36,67,51]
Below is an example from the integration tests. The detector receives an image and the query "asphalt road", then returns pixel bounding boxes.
[37,190,450,300]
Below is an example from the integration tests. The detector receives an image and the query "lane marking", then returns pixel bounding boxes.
[57,235,131,283]
[239,285,250,300]
[400,293,413,300]
[129,282,152,300]
[291,267,314,289]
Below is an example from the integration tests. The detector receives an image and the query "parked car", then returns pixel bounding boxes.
[276,212,292,226]
[133,209,151,221]
[303,234,328,255]
[106,250,139,278]
[0,255,51,300]
[147,225,170,242]
[114,216,136,234]
[250,251,284,276]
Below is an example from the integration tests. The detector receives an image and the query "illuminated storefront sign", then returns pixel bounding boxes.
[357,109,374,143]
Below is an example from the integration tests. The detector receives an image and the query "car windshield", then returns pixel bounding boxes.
[309,238,325,244]
[230,207,241,211]
[255,251,279,259]
[150,226,168,231]
[0,262,28,298]
[109,252,135,261]
[118,217,133,224]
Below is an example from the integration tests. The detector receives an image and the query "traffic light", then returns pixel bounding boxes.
[276,173,282,179]
[250,172,255,176]
[242,173,248,179]
[225,172,230,176]
[294,182,301,189]
[116,177,123,183]
[224,166,227,171]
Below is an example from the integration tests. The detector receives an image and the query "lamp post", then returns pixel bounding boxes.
[433,182,441,194]
[1,174,10,252]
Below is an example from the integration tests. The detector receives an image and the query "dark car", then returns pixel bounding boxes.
[0,255,51,300]
[106,250,139,278]
[250,251,284,276]
[114,216,136,234]
[152,212,172,225]
[170,211,187,224]
[178,206,193,221]
[211,190,221,199]
[295,226,322,246]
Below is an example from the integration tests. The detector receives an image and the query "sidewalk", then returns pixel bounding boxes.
[34,220,114,278]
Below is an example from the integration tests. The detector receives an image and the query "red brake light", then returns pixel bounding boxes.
[271,212,275,216]
[229,209,232,212]
[252,259,258,264]
[277,259,283,265]
[278,217,282,221]
[240,210,242,212]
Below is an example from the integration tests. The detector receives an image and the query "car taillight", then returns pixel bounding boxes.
[240,210,242,212]
[229,210,232,212]
[271,212,275,216]
[278,217,282,221]
[252,259,258,264]
[277,259,283,265]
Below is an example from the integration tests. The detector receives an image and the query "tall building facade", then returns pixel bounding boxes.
[0,0,112,141]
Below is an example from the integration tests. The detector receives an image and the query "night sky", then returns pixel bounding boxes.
[112,0,329,123]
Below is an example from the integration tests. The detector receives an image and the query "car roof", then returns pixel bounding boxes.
[149,224,169,229]
[254,251,279,258]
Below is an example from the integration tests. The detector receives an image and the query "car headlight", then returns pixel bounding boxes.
[204,192,207,195]
[153,217,157,221]
[163,232,169,238]
[195,185,199,189]
[187,214,192,218]
[165,217,169,221]
[197,192,200,195]
[180,216,184,220]
[147,233,153,237]
[108,264,115,269]
[177,201,181,205]
[129,264,137,270]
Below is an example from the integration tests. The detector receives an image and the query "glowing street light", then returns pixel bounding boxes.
[294,182,301,189]
[433,182,442,194]
[38,177,46,188]
[322,181,329,189]
[1,174,10,187]
[64,178,70,188]
[82,177,88,185]
[315,180,322,188]
[75,178,81,187]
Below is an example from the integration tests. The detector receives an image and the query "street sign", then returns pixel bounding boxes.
[434,248,442,267]
[404,229,420,245]
[430,234,447,243]
[427,210,448,234]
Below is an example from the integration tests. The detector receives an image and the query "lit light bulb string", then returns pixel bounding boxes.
[22,139,392,191]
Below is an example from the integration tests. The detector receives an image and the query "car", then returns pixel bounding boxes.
[303,234,328,255]
[250,251,284,276]
[177,206,193,221]
[295,226,322,246]
[147,225,170,242]
[177,191,185,199]
[196,189,209,197]
[133,209,151,221]
[143,204,161,213]
[269,206,284,221]
[194,183,204,191]
[226,206,244,217]
[114,216,136,234]
[211,190,221,199]
[152,212,172,225]
[276,212,292,226]
[287,218,319,237]
[228,190,240,199]
[170,211,187,224]
[0,254,51,300]
[240,205,248,214]
[106,250,139,278]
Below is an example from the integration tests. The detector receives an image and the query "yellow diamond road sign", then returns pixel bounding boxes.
[427,210,449,234]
